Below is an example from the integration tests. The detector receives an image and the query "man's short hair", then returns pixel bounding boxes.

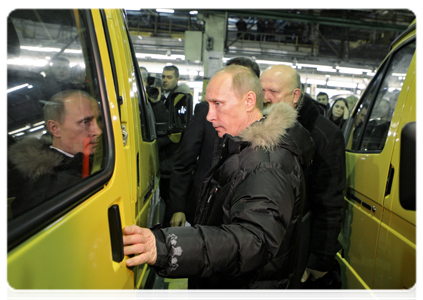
[163,65,179,78]
[214,65,264,110]
[50,56,70,66]
[293,71,301,91]
[44,90,97,131]
[317,92,329,99]
[225,57,261,78]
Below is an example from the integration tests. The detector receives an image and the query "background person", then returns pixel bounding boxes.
[8,90,102,218]
[123,65,314,289]
[260,65,345,289]
[328,98,349,129]
[151,65,191,227]
[316,92,330,110]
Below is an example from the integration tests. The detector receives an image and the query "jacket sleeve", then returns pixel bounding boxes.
[168,102,207,215]
[153,160,299,278]
[308,127,345,271]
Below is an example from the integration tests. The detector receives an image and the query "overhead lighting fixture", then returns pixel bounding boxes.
[392,73,407,77]
[190,11,198,15]
[336,66,372,75]
[29,125,45,132]
[33,121,45,127]
[8,125,30,135]
[156,9,174,14]
[317,67,337,73]
[255,59,292,66]
[7,83,29,93]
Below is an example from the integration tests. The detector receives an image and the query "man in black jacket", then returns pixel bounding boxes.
[260,65,345,288]
[8,90,102,218]
[123,65,315,289]
[168,57,260,227]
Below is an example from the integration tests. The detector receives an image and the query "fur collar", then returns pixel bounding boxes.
[8,135,65,181]
[239,102,298,151]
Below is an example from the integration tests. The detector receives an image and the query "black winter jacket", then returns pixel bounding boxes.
[296,94,345,273]
[169,101,218,223]
[8,136,84,218]
[152,102,315,289]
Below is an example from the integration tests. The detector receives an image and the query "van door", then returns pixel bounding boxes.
[339,34,416,289]
[7,9,138,289]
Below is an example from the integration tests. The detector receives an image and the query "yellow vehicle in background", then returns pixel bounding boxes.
[337,21,416,289]
[7,9,186,289]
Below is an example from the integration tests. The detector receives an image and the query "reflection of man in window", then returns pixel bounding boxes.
[8,90,102,219]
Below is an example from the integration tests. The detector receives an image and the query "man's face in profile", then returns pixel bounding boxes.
[57,95,102,155]
[205,72,250,138]
[317,94,329,106]
[162,70,179,92]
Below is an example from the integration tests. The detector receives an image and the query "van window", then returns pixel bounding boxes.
[346,40,415,152]
[7,10,108,222]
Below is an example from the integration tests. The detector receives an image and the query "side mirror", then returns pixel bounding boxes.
[168,92,193,133]
[399,121,415,210]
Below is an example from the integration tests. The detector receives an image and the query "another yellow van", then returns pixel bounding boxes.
[7,9,166,289]
[337,21,416,289]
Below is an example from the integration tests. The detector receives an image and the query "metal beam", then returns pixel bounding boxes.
[191,9,412,32]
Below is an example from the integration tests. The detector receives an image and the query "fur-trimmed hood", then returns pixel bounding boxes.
[239,101,298,150]
[8,136,67,181]
[239,101,314,166]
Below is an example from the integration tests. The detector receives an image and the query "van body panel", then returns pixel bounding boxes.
[7,9,160,289]
[338,22,415,289]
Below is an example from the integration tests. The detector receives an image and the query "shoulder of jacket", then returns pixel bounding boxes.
[8,136,64,180]
[239,102,297,151]
[175,83,191,94]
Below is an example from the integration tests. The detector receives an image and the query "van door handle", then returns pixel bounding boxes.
[108,205,124,262]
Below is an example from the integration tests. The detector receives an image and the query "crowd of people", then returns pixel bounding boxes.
[124,59,347,289]
[9,55,352,289]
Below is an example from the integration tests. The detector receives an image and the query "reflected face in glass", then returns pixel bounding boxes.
[162,70,178,92]
[51,60,71,82]
[206,73,250,138]
[56,95,102,155]
[332,100,347,119]
[317,95,328,105]
[355,107,368,126]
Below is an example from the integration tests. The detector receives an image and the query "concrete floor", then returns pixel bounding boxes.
[160,278,188,300]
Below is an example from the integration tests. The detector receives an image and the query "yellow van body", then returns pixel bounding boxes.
[337,21,416,289]
[8,9,160,289]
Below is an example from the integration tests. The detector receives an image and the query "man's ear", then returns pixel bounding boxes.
[47,120,61,138]
[245,91,257,112]
[292,88,302,106]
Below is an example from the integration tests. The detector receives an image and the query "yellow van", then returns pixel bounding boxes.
[337,21,416,289]
[7,9,171,289]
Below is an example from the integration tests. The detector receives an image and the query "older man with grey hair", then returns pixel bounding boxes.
[122,65,314,289]
[261,65,345,289]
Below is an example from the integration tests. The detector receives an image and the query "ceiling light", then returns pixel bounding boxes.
[190,11,198,15]
[8,125,30,135]
[156,9,174,14]
[7,83,29,93]
[29,125,45,132]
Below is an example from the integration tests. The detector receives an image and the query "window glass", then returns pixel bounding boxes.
[346,41,415,152]
[7,10,106,220]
